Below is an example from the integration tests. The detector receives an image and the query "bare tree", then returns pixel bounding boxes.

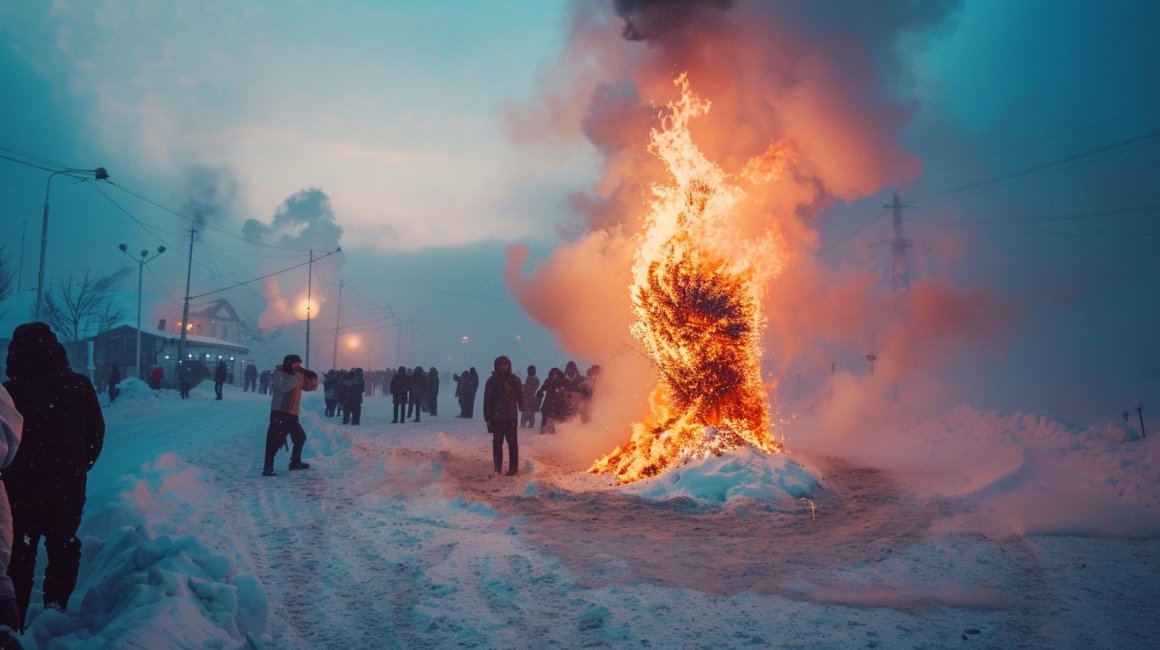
[41,270,124,341]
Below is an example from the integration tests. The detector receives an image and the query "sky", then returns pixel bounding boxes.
[12,376,1155,648]
[1,0,1159,429]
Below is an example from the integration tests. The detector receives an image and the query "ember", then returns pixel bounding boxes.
[590,74,789,483]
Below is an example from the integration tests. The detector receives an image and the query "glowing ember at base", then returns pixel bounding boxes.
[591,74,787,483]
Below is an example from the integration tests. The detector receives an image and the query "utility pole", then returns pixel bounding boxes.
[177,226,196,373]
[305,249,314,368]
[883,193,912,294]
[332,277,343,369]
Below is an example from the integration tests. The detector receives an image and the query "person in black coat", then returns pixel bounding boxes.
[107,365,121,403]
[389,367,408,423]
[213,360,227,400]
[407,367,425,422]
[483,355,523,475]
[537,367,567,434]
[2,322,104,632]
[243,363,258,392]
[425,366,439,416]
[462,367,479,418]
[342,369,364,425]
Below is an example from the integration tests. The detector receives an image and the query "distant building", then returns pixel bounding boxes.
[176,299,257,346]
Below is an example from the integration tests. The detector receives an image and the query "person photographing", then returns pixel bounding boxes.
[262,354,318,476]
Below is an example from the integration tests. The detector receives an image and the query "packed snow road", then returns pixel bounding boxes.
[73,382,1160,649]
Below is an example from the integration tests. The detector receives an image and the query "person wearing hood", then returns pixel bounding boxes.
[261,354,318,476]
[2,322,104,633]
[483,355,523,476]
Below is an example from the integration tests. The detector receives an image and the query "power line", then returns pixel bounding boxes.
[187,247,342,300]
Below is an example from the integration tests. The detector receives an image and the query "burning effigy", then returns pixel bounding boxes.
[590,75,793,483]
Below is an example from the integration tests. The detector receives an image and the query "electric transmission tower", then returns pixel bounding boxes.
[882,193,912,293]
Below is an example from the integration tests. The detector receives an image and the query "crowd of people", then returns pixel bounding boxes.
[21,334,605,648]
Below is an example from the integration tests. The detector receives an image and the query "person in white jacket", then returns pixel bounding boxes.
[0,384,25,647]
[261,354,318,476]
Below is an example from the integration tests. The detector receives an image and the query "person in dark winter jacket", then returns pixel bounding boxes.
[389,367,408,423]
[407,367,425,422]
[458,367,479,418]
[213,360,227,400]
[107,365,121,403]
[2,322,104,633]
[425,367,439,416]
[0,383,26,644]
[177,362,193,399]
[483,355,523,476]
[322,370,338,417]
[537,367,567,434]
[259,369,271,394]
[243,363,258,392]
[262,354,318,476]
[342,369,364,425]
[520,365,541,428]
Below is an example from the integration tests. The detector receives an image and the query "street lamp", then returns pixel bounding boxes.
[36,166,110,320]
[119,243,166,381]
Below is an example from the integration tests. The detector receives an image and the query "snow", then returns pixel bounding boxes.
[10,377,1159,648]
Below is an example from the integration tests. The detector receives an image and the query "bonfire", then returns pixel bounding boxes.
[590,74,791,483]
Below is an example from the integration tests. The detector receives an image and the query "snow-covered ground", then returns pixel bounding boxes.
[11,377,1159,649]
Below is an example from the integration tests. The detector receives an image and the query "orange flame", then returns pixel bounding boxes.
[590,74,790,483]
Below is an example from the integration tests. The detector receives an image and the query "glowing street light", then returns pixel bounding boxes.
[36,166,110,319]
[119,243,166,380]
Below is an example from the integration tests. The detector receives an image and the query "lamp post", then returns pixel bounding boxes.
[36,166,110,319]
[119,243,166,381]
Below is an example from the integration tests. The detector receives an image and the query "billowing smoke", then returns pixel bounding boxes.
[505,0,1018,465]
[243,188,344,251]
[180,165,241,229]
[243,188,344,331]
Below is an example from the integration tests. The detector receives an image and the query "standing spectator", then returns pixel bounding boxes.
[425,367,440,416]
[537,367,566,434]
[342,369,364,425]
[483,355,522,476]
[453,369,467,417]
[213,360,227,400]
[462,367,479,419]
[261,354,318,476]
[177,362,192,399]
[562,360,584,420]
[322,370,338,417]
[2,322,104,632]
[259,369,271,395]
[243,363,258,392]
[389,367,408,423]
[149,365,164,390]
[107,365,121,404]
[0,383,26,645]
[407,367,426,422]
[520,365,541,429]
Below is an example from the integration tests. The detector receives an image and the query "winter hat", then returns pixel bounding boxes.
[282,354,303,368]
[6,321,70,379]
